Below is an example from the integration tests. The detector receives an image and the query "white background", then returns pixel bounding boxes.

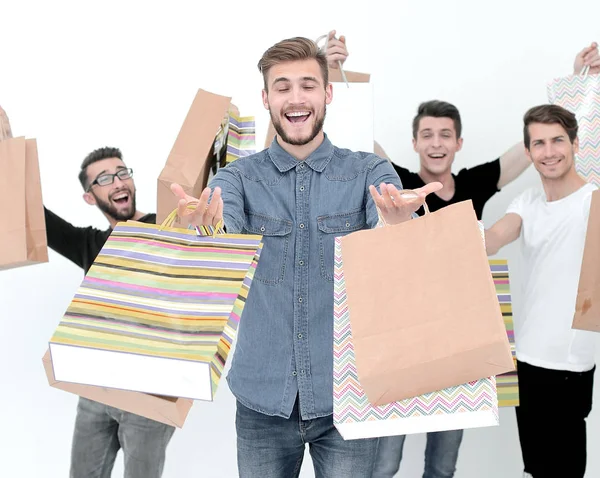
[1,0,599,476]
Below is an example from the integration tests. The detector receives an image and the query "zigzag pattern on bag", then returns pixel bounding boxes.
[333,238,497,427]
[547,74,600,187]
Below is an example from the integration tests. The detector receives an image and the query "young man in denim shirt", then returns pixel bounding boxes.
[171,36,441,477]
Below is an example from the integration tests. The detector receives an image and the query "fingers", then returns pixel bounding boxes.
[582,42,599,64]
[328,53,347,66]
[215,194,224,226]
[368,185,385,210]
[170,182,188,201]
[206,187,222,223]
[415,181,443,196]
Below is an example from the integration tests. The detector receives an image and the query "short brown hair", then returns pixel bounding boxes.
[257,37,328,91]
[523,104,578,149]
[412,100,462,140]
[79,146,123,190]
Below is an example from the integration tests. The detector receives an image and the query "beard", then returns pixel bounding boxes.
[92,189,137,222]
[270,103,327,146]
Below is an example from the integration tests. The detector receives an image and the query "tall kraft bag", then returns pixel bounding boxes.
[156,89,256,224]
[0,136,48,270]
[572,189,600,332]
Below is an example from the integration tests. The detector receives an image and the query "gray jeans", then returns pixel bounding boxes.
[70,397,176,478]
[372,430,464,478]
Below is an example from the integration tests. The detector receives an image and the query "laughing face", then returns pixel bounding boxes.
[413,116,463,176]
[262,59,332,147]
[83,157,137,222]
[526,122,578,181]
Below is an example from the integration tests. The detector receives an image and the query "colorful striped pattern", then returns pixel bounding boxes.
[49,221,263,399]
[226,112,256,164]
[333,238,497,432]
[491,259,519,407]
[547,74,600,187]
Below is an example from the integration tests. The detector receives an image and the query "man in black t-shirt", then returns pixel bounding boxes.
[375,99,529,221]
[371,99,528,478]
[30,139,175,477]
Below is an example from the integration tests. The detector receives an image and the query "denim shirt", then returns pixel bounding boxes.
[210,135,403,420]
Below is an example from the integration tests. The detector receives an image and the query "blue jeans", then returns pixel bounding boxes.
[70,397,175,478]
[371,430,463,478]
[236,397,379,477]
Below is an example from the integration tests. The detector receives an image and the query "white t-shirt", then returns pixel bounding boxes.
[506,182,598,372]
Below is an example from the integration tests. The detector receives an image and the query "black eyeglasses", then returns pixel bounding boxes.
[87,168,133,192]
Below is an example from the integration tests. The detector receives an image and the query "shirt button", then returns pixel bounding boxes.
[300,186,305,191]
[260,226,265,232]
[292,371,297,376]
[297,333,303,339]
[299,260,304,266]
[298,297,303,303]
[299,223,305,229]
[299,164,304,169]
[346,222,350,227]
[300,370,305,374]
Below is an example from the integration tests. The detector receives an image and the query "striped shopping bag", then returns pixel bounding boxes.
[48,210,262,401]
[491,260,519,407]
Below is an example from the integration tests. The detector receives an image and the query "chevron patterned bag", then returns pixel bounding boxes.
[333,237,499,439]
[547,71,600,187]
[48,210,263,401]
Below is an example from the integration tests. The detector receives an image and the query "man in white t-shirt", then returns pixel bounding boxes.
[485,104,598,478]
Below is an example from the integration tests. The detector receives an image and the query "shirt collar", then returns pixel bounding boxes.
[267,133,334,173]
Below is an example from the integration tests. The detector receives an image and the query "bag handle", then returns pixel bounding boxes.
[315,33,349,88]
[376,189,430,226]
[581,64,590,77]
[159,203,224,237]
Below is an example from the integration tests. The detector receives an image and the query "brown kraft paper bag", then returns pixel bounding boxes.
[340,199,514,406]
[573,189,600,332]
[43,350,193,428]
[156,89,239,224]
[0,137,48,270]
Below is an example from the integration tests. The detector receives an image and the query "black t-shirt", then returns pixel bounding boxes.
[392,159,501,219]
[44,207,156,274]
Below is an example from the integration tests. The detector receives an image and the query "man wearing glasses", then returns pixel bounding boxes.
[43,146,176,478]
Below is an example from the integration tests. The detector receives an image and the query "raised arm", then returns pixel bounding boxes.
[484,213,522,256]
[497,141,528,189]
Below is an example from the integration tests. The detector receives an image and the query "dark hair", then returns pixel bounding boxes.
[412,100,462,140]
[257,37,328,91]
[79,147,123,190]
[523,104,578,149]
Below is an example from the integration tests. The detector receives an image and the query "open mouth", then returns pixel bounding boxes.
[428,153,447,160]
[111,192,130,205]
[285,111,311,124]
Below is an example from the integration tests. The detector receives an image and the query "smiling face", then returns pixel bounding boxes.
[526,122,579,181]
[413,116,463,176]
[82,157,137,221]
[262,58,332,147]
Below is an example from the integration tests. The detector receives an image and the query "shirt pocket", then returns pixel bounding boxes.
[244,211,293,285]
[317,208,366,282]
